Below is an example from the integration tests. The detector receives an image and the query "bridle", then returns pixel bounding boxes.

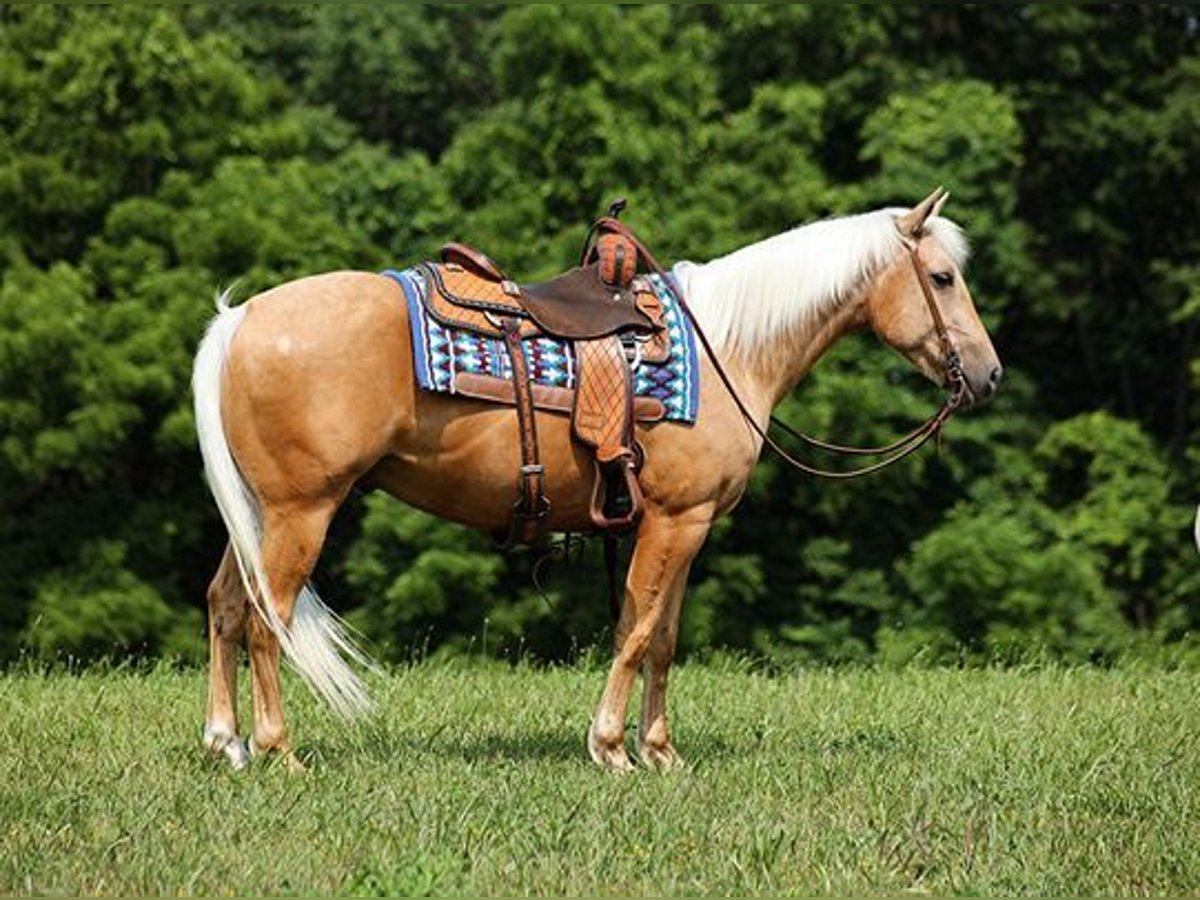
[760,240,967,478]
[608,219,967,479]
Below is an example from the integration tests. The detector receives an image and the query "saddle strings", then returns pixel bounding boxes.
[609,222,966,480]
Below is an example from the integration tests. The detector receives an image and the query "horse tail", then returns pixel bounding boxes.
[192,291,373,719]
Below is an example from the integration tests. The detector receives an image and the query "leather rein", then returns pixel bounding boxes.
[604,219,967,479]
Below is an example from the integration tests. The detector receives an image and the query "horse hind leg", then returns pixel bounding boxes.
[204,544,250,770]
[245,500,339,768]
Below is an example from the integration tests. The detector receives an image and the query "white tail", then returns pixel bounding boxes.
[192,291,373,718]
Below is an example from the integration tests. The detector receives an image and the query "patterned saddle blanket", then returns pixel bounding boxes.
[384,267,699,424]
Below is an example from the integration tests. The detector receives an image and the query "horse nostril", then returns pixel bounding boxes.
[977,366,1002,400]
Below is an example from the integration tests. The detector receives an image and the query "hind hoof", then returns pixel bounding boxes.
[203,724,250,771]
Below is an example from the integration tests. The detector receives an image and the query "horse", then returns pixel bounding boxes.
[192,188,1002,772]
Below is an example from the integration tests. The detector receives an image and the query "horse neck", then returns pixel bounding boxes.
[752,295,869,410]
[678,259,870,423]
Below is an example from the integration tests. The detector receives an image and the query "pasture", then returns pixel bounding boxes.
[2,661,1197,896]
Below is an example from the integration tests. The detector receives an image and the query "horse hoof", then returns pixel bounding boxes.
[638,741,685,772]
[248,738,308,773]
[587,724,635,774]
[203,724,249,771]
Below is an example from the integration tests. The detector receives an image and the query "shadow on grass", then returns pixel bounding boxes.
[299,722,739,768]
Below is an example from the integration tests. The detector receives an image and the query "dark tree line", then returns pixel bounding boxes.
[1,5,1198,666]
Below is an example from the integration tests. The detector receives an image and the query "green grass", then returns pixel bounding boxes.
[1,660,1198,896]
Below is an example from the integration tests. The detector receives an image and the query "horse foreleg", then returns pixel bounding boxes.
[245,502,336,769]
[636,556,693,771]
[588,509,712,772]
[204,544,250,769]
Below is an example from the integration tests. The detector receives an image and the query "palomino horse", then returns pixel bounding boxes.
[192,189,1001,772]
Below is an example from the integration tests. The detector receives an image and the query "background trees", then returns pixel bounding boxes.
[2,5,1197,666]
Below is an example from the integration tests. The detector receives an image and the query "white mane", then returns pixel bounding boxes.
[672,208,969,355]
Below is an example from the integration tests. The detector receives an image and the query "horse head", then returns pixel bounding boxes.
[864,188,1002,407]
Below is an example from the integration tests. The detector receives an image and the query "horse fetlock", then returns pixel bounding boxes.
[203,723,249,770]
[587,720,635,773]
[637,739,684,772]
[248,728,290,759]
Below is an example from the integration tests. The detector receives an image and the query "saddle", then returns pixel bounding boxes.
[419,202,667,545]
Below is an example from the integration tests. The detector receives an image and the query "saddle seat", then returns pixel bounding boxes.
[438,242,656,340]
[419,214,668,546]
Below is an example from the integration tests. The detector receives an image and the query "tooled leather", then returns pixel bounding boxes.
[572,337,634,457]
[453,372,666,422]
[597,233,637,287]
[441,242,506,281]
[422,263,542,340]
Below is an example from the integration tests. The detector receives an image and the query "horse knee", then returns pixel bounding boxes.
[616,621,658,667]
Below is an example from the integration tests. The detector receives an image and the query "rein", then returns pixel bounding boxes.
[604,219,966,479]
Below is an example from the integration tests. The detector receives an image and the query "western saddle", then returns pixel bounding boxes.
[418,200,670,547]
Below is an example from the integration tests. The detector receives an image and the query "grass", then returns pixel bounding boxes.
[1,659,1198,896]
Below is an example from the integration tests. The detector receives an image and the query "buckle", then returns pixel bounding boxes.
[620,335,643,368]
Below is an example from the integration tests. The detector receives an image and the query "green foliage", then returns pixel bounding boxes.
[22,540,201,662]
[895,498,1122,664]
[1,6,1197,667]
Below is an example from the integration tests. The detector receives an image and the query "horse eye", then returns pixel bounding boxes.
[930,271,955,288]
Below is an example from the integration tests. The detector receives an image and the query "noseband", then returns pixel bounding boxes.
[610,222,966,479]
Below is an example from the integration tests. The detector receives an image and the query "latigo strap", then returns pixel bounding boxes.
[499,316,550,547]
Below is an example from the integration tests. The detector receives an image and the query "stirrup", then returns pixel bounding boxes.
[589,454,644,533]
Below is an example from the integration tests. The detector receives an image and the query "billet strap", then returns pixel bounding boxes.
[499,317,550,546]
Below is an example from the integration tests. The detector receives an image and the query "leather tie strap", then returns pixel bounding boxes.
[499,316,550,546]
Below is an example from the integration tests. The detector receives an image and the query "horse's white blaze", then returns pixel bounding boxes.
[192,291,374,719]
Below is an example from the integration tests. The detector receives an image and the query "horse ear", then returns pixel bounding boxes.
[931,190,950,220]
[895,186,948,238]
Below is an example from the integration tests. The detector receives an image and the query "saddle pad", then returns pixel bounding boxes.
[383,267,700,424]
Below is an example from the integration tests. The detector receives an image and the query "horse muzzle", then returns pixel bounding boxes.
[955,360,1003,408]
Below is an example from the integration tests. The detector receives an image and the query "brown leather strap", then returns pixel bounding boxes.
[441,242,508,282]
[906,242,963,383]
[499,317,549,546]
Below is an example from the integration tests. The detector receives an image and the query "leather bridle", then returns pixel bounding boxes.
[610,220,967,479]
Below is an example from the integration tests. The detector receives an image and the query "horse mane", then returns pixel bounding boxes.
[673,208,970,356]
